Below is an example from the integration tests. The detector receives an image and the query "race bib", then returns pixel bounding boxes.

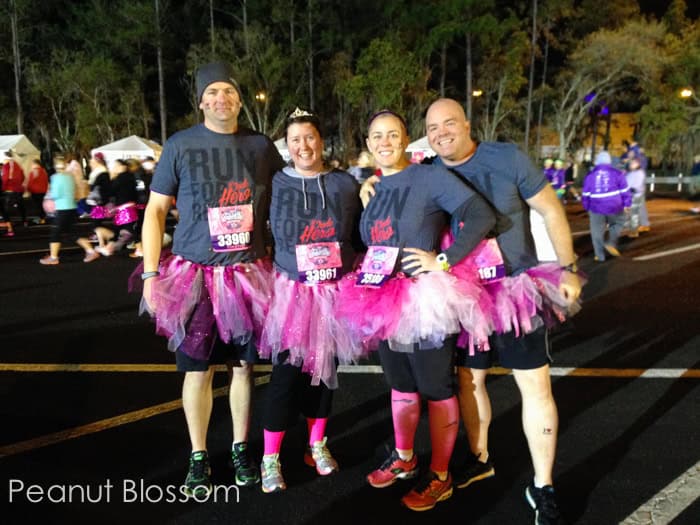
[208,204,253,252]
[472,238,506,283]
[296,242,342,283]
[356,245,400,287]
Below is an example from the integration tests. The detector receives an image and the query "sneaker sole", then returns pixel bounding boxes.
[367,467,419,488]
[403,486,453,511]
[235,476,260,487]
[183,483,213,500]
[261,484,286,493]
[456,467,495,489]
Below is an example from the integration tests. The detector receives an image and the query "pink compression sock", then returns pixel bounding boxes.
[428,396,460,473]
[263,429,286,456]
[306,417,328,445]
[392,389,420,451]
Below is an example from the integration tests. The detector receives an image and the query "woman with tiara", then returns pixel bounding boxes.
[258,107,363,493]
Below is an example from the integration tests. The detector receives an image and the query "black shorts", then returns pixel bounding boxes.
[378,337,456,401]
[175,337,258,372]
[456,326,550,370]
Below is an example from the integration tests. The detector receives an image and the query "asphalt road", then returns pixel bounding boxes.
[0,196,698,524]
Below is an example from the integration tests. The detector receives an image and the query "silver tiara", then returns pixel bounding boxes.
[289,107,313,119]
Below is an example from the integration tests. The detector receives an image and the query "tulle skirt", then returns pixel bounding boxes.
[134,254,273,361]
[336,267,494,354]
[439,232,585,350]
[259,272,365,389]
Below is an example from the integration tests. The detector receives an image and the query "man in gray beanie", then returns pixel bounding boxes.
[139,61,285,498]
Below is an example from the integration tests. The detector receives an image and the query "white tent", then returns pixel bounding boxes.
[274,137,290,162]
[405,136,435,164]
[91,135,163,169]
[0,134,41,176]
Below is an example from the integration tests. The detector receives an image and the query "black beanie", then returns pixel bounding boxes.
[195,62,241,102]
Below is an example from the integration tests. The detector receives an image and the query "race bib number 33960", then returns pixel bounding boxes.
[208,204,254,252]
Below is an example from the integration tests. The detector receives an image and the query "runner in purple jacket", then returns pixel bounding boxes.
[581,151,631,261]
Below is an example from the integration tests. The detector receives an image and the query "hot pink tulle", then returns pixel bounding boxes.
[336,268,494,354]
[260,273,364,389]
[137,254,273,360]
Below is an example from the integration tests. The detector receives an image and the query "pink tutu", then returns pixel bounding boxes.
[260,272,365,389]
[448,249,585,340]
[135,254,273,361]
[336,267,494,354]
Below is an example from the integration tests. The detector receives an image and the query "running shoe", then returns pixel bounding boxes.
[183,450,212,499]
[401,471,453,512]
[367,449,418,488]
[454,453,495,489]
[304,437,339,476]
[83,251,100,263]
[231,442,260,487]
[260,454,286,493]
[39,255,59,265]
[604,244,620,257]
[525,482,563,525]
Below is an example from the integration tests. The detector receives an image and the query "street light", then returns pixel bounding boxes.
[472,89,483,97]
[680,88,693,99]
[255,91,267,102]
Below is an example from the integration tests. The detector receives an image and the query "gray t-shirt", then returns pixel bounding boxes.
[270,167,361,278]
[150,124,285,265]
[360,163,496,273]
[433,142,548,274]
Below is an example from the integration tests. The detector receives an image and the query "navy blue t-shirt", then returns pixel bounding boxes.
[433,142,548,274]
[150,124,285,265]
[270,167,361,278]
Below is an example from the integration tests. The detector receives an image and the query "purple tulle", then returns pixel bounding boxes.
[135,254,273,361]
[260,272,365,389]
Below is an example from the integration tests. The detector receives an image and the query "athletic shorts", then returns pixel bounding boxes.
[176,337,258,372]
[456,326,550,370]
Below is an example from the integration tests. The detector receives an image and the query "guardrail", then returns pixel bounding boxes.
[647,173,700,195]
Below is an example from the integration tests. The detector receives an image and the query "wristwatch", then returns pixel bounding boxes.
[436,253,450,271]
[560,262,578,273]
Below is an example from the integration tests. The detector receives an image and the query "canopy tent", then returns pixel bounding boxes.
[0,135,41,176]
[405,136,435,164]
[274,137,290,162]
[91,135,163,169]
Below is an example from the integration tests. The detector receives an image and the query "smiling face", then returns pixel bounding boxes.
[365,114,410,175]
[425,99,474,166]
[199,81,242,133]
[286,122,324,176]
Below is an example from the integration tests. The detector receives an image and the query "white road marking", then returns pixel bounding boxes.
[621,460,699,524]
[633,242,700,261]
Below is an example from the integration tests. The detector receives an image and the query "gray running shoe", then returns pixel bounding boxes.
[304,436,339,476]
[261,454,286,493]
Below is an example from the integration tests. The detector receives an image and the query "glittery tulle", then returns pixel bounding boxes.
[134,255,273,361]
[260,272,364,389]
[336,267,494,354]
